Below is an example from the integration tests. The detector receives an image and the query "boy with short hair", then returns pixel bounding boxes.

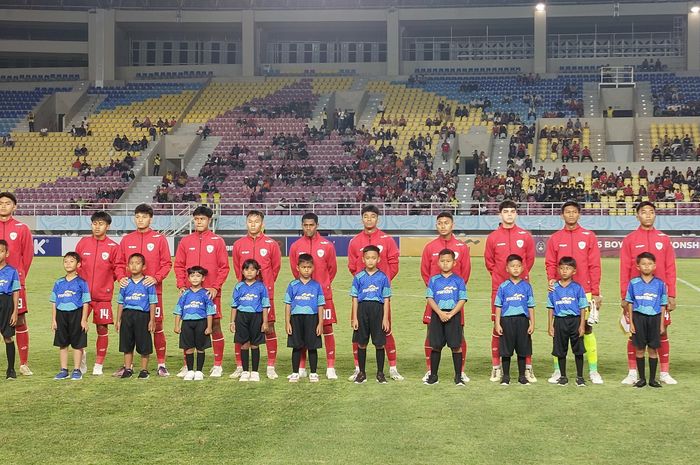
[0,240,20,379]
[424,249,467,386]
[174,266,216,381]
[75,211,127,375]
[494,254,535,385]
[285,253,325,383]
[547,257,589,387]
[51,252,90,381]
[350,245,391,384]
[116,253,156,379]
[626,252,668,388]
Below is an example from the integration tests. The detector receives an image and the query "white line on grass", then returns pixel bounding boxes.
[678,278,700,293]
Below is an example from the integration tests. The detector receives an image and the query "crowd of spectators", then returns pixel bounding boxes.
[70,152,136,180]
[154,169,196,203]
[113,133,150,152]
[652,84,700,116]
[539,118,593,162]
[649,134,700,161]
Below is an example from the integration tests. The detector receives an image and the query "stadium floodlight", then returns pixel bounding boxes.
[692,5,700,14]
[535,3,546,12]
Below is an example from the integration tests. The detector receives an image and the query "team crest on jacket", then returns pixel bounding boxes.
[206,245,214,253]
[516,239,524,248]
[656,242,663,250]
[101,252,109,260]
[578,241,586,250]
[317,249,325,258]
[260,248,268,257]
[147,243,155,252]
[9,232,16,240]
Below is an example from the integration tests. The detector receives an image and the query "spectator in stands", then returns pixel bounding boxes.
[132,117,140,128]
[149,126,157,141]
[141,116,152,128]
[27,112,35,132]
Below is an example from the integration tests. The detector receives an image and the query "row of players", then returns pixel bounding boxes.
[0,194,678,386]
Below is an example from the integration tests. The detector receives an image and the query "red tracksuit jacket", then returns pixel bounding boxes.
[545,224,602,295]
[76,236,127,302]
[347,228,399,281]
[420,234,471,285]
[619,227,676,298]
[231,233,281,298]
[289,233,337,301]
[484,224,535,289]
[120,228,172,295]
[174,230,230,290]
[0,216,33,287]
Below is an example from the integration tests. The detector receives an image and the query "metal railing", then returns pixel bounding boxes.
[14,201,700,217]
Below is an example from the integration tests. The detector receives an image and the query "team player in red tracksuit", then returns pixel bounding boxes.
[420,211,470,383]
[0,192,34,376]
[75,211,127,375]
[484,200,536,383]
[230,210,282,380]
[174,206,230,378]
[347,205,404,381]
[545,201,604,385]
[288,213,339,380]
[119,204,172,377]
[619,201,677,385]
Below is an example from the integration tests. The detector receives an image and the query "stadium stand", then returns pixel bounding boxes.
[0,87,68,136]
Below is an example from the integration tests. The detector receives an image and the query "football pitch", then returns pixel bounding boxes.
[1,257,699,465]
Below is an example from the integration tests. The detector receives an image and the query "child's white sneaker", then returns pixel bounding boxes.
[461,372,470,383]
[659,372,677,384]
[389,367,404,381]
[229,366,244,379]
[621,370,638,385]
[176,365,188,378]
[239,371,250,382]
[249,371,260,382]
[194,371,204,381]
[589,371,604,384]
[524,367,537,383]
[288,373,299,383]
[209,365,223,378]
[490,366,502,382]
[309,373,319,383]
[548,370,562,384]
[347,367,360,381]
[299,368,308,378]
[92,363,103,376]
[183,370,195,381]
[326,368,337,380]
[266,366,278,379]
[422,371,431,382]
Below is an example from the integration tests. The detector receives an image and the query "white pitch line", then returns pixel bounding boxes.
[678,278,700,294]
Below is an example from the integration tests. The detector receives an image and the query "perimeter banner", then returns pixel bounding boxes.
[533,236,700,258]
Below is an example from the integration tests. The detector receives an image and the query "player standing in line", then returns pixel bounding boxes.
[545,201,604,385]
[174,206,230,377]
[0,193,34,376]
[75,211,127,375]
[347,205,403,381]
[619,201,677,385]
[484,200,536,383]
[288,213,338,380]
[231,210,281,380]
[420,211,470,383]
[118,204,172,377]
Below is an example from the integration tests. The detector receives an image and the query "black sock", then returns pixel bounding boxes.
[308,349,318,373]
[452,351,461,379]
[292,348,301,373]
[558,356,567,378]
[358,348,366,373]
[501,356,511,379]
[241,348,250,372]
[185,352,194,371]
[5,341,15,371]
[649,357,658,382]
[575,354,584,378]
[636,357,646,381]
[430,350,441,377]
[376,348,385,373]
[196,351,205,371]
[251,348,260,372]
[517,356,526,378]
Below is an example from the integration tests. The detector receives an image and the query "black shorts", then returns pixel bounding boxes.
[552,315,585,357]
[352,301,386,347]
[179,319,211,351]
[287,314,322,350]
[499,315,532,357]
[54,309,87,349]
[632,313,662,350]
[119,309,153,355]
[234,311,266,346]
[428,311,463,349]
[0,294,15,338]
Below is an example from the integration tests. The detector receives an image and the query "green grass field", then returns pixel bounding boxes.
[1,257,699,465]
